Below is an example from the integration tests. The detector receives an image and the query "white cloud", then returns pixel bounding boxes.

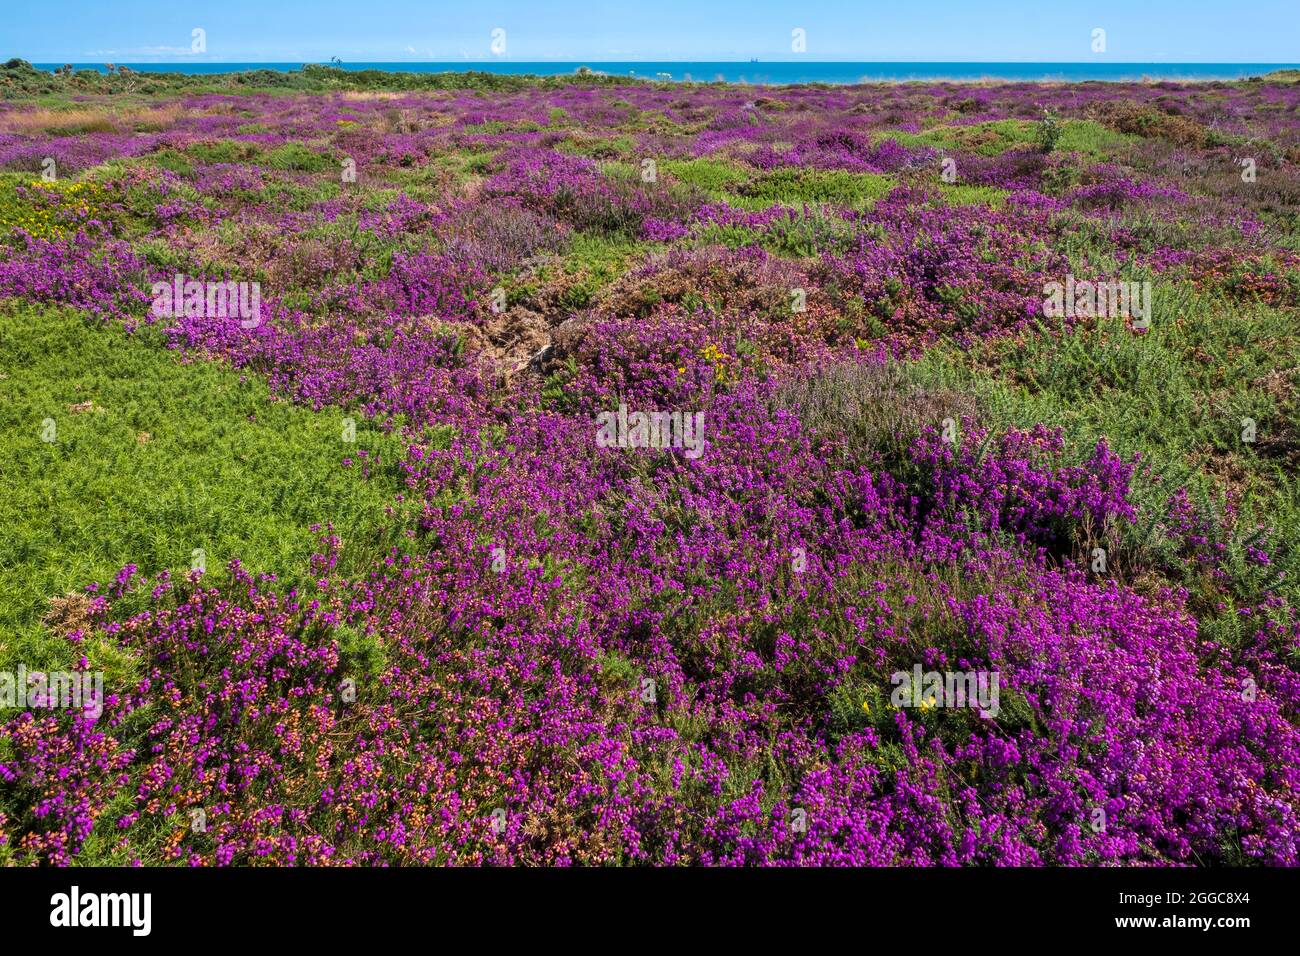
[86,45,199,58]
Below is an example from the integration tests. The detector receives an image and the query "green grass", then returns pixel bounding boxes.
[0,304,409,670]
[882,119,1132,158]
[510,232,649,310]
[150,147,193,177]
[382,149,496,192]
[900,292,1300,623]
[557,134,638,160]
[739,167,895,209]
[263,142,337,173]
[937,183,1011,208]
[251,176,343,211]
[186,138,264,165]
[692,205,861,258]
[662,157,754,197]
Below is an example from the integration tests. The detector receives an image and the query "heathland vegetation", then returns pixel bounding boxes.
[0,63,1297,865]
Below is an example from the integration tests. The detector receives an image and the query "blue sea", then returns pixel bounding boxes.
[31,61,1300,84]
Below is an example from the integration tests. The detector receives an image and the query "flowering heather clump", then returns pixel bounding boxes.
[820,188,1070,350]
[436,197,569,271]
[750,133,938,174]
[485,146,703,236]
[0,229,149,317]
[912,423,1138,546]
[2,70,1299,869]
[1067,168,1189,210]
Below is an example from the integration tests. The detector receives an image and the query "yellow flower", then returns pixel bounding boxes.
[861,700,871,714]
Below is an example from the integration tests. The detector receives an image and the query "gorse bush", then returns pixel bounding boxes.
[1035,108,1063,154]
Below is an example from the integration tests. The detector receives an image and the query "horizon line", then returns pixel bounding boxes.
[26,59,1300,66]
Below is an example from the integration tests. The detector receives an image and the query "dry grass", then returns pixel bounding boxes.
[340,91,410,101]
[0,104,188,134]
[42,592,94,639]
[774,359,979,463]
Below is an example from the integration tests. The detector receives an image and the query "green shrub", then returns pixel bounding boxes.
[0,305,408,665]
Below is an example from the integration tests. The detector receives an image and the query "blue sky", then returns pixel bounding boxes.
[6,0,1299,63]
